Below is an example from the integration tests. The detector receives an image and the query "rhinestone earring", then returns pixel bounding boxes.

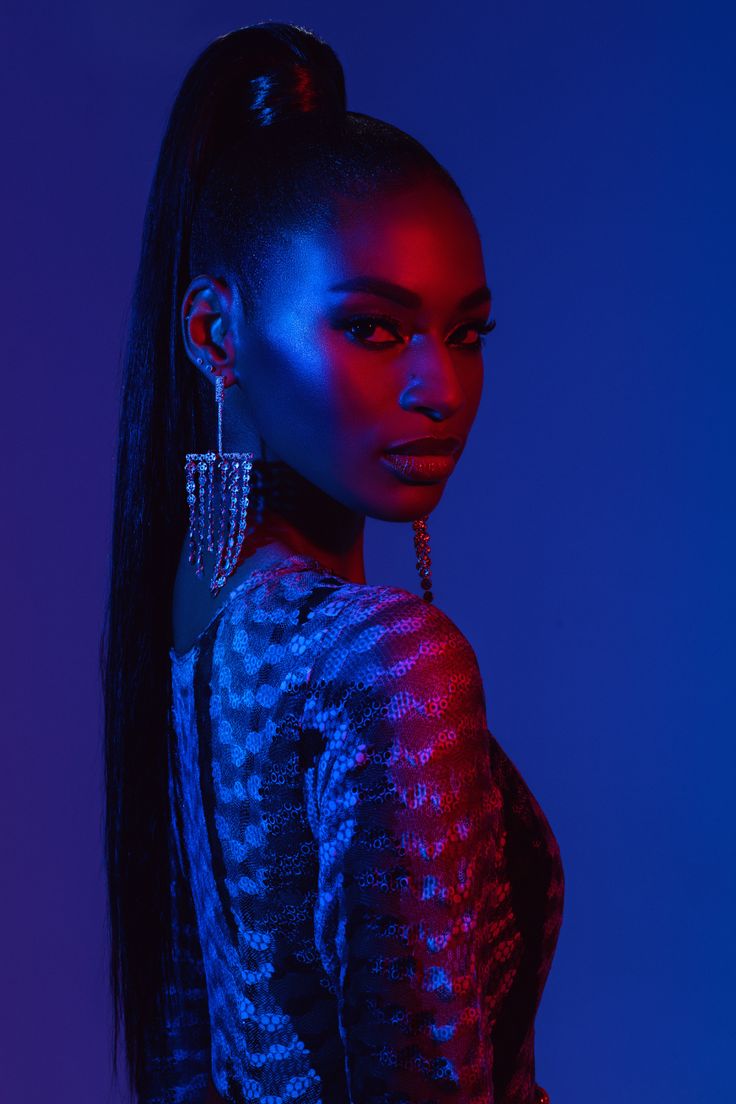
[412,516,434,603]
[185,364,255,597]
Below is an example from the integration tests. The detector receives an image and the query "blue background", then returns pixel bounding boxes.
[3,2,734,1101]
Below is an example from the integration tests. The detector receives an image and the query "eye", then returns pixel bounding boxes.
[334,313,496,352]
[338,313,405,349]
[450,318,497,350]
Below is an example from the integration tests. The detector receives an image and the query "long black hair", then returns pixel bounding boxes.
[100,19,464,1098]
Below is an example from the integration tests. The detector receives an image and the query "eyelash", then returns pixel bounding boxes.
[338,313,497,351]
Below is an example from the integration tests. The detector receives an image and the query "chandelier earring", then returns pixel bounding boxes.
[184,360,255,597]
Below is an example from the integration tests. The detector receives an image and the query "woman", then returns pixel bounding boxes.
[102,20,564,1104]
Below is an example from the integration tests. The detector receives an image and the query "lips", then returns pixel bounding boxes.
[384,436,463,457]
[381,451,458,484]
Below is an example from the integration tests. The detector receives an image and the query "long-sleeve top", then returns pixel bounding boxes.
[140,553,564,1104]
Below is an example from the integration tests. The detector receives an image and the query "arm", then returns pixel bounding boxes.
[303,587,500,1104]
[138,762,212,1104]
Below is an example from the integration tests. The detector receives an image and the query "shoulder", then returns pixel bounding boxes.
[311,577,478,658]
[305,579,486,716]
[301,581,493,840]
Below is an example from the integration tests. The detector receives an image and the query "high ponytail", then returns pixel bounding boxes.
[101,19,462,1098]
[101,21,349,1095]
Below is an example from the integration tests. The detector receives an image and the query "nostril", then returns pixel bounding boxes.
[399,379,465,421]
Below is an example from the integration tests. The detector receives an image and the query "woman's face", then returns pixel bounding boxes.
[233,176,491,522]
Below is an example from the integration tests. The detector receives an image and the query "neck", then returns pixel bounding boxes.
[233,459,366,585]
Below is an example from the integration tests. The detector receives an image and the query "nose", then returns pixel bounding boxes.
[398,339,465,421]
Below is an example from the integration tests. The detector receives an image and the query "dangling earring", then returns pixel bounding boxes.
[412,516,434,603]
[185,364,254,597]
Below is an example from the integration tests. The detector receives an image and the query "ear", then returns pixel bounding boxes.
[181,275,238,386]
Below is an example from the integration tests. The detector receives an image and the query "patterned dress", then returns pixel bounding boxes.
[140,553,564,1104]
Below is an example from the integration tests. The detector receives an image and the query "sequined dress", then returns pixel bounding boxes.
[141,553,564,1104]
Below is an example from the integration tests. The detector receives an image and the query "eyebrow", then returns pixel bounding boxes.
[328,276,491,312]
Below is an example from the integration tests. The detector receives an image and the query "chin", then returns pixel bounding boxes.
[368,482,448,523]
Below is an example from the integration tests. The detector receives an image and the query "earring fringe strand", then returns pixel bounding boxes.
[184,369,254,597]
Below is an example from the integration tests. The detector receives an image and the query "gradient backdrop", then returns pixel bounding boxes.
[3,2,734,1101]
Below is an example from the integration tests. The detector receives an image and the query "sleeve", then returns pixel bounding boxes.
[138,761,212,1103]
[302,588,500,1104]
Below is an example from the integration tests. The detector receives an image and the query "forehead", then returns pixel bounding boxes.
[263,180,486,309]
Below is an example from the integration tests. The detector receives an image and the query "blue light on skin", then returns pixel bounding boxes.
[178,177,492,598]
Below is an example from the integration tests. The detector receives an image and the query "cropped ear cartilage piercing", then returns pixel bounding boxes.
[412,515,434,603]
[185,366,255,597]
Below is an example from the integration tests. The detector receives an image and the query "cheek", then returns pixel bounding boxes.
[243,327,393,473]
[324,351,396,453]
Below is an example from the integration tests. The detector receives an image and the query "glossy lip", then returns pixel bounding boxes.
[384,435,464,457]
[380,451,457,484]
